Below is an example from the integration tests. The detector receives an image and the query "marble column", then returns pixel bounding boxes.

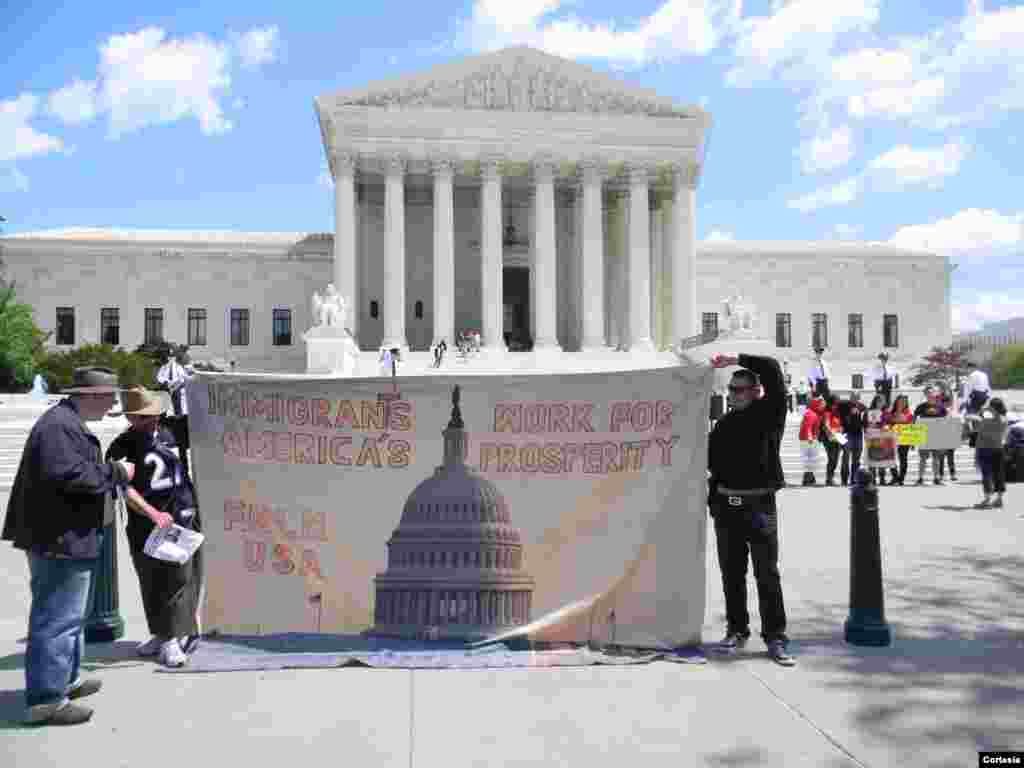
[432,158,455,347]
[334,151,358,339]
[480,159,505,353]
[670,164,698,343]
[650,200,665,350]
[383,155,409,352]
[579,161,606,351]
[627,165,655,352]
[532,159,560,351]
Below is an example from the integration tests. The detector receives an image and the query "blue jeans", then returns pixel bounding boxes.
[25,551,97,708]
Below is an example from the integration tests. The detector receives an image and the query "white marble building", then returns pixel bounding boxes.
[0,47,951,386]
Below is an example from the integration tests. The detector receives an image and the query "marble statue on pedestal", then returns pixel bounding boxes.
[721,294,757,336]
[304,283,360,376]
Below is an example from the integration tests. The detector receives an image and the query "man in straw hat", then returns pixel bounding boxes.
[2,367,135,726]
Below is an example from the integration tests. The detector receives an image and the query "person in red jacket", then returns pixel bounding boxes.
[819,396,845,486]
[799,397,826,485]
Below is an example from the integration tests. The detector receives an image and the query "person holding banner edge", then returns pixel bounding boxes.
[708,352,794,667]
[888,395,914,485]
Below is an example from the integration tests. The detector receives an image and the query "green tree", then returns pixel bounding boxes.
[0,282,49,390]
[35,343,158,393]
[990,344,1024,389]
[908,345,973,393]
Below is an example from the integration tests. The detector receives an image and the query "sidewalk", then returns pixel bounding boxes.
[1,482,1021,767]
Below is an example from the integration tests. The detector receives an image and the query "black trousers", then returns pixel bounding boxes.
[129,550,199,639]
[711,494,788,643]
[840,432,864,484]
[812,379,830,399]
[896,445,911,482]
[822,440,840,481]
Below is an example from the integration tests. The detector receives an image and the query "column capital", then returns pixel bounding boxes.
[623,162,653,186]
[479,157,504,180]
[669,162,701,189]
[531,157,558,183]
[333,150,359,178]
[576,158,607,185]
[385,154,407,177]
[430,156,456,177]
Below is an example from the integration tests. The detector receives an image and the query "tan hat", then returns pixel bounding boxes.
[63,367,119,394]
[121,387,164,416]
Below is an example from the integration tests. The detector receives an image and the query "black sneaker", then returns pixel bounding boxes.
[714,631,750,654]
[915,477,925,486]
[767,640,796,667]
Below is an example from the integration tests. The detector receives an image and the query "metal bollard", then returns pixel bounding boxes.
[85,523,125,642]
[844,468,892,646]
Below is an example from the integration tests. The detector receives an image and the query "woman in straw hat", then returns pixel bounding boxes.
[105,387,201,668]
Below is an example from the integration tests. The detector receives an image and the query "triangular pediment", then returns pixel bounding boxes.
[318,46,697,118]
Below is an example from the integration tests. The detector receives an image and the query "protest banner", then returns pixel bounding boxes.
[918,418,963,451]
[891,423,927,447]
[187,364,711,649]
[865,428,898,469]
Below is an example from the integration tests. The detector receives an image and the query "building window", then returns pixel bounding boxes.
[775,313,792,348]
[230,308,250,346]
[883,314,899,348]
[701,312,718,337]
[811,313,828,350]
[144,308,163,345]
[370,300,379,319]
[273,308,292,346]
[188,308,207,346]
[56,307,75,345]
[100,308,119,346]
[848,313,863,348]
[414,300,424,320]
[852,373,864,389]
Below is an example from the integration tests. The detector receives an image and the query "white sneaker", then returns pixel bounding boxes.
[136,636,162,657]
[159,639,187,668]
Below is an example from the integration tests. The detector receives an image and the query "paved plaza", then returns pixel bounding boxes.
[1,476,1021,767]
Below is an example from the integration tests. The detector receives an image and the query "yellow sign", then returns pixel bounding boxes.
[891,423,927,446]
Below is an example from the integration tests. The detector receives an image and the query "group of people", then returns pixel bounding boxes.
[2,358,202,726]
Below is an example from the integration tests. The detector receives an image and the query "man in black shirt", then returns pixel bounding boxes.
[836,392,866,486]
[708,353,794,666]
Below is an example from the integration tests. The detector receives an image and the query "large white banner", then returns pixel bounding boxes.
[187,364,711,649]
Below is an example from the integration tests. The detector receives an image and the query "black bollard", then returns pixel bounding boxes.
[844,468,892,646]
[85,522,125,642]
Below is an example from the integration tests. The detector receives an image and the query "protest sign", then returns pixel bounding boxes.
[187,365,711,649]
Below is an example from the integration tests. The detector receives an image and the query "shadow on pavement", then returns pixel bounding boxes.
[787,549,1024,760]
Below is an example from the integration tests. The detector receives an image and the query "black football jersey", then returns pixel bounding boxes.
[107,427,197,549]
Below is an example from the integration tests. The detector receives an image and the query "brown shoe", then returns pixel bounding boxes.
[27,702,94,726]
[67,678,102,701]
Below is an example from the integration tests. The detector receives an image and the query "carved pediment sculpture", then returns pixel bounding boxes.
[327,48,695,118]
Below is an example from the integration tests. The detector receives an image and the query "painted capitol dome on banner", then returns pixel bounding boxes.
[372,385,534,639]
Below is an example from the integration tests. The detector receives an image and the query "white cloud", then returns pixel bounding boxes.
[847,76,945,120]
[46,25,279,138]
[726,0,881,87]
[868,140,969,188]
[235,25,279,70]
[47,79,100,124]
[788,176,860,212]
[704,229,735,241]
[457,0,742,65]
[952,294,1024,333]
[888,208,1024,257]
[797,124,854,173]
[0,93,64,163]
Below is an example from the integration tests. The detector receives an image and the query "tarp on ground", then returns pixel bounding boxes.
[186,362,711,650]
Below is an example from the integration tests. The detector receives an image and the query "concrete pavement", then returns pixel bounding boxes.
[1,480,1022,767]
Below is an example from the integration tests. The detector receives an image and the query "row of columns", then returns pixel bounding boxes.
[333,154,699,353]
[376,589,531,627]
[391,547,522,570]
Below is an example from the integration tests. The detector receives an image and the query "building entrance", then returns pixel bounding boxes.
[503,267,531,351]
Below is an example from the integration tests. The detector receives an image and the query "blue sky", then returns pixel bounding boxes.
[3,0,1023,332]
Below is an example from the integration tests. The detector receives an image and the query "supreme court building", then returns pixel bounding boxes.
[0,47,952,385]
